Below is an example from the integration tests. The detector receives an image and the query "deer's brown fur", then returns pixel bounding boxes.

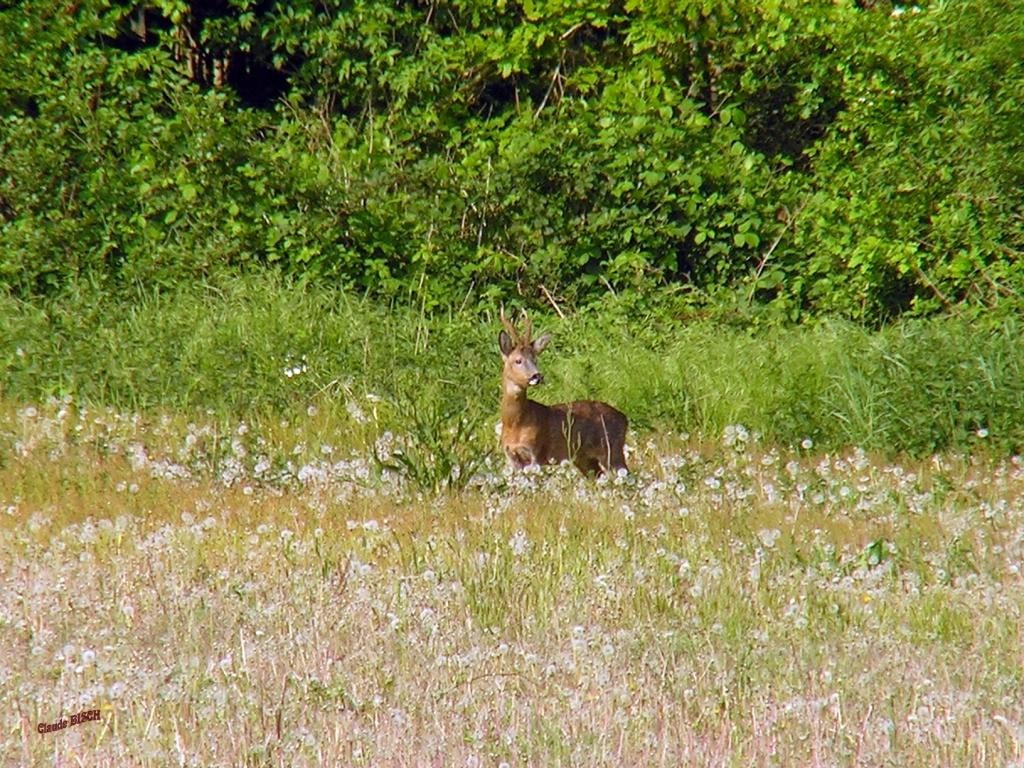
[498,309,628,475]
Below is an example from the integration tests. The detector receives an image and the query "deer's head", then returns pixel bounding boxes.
[499,309,552,394]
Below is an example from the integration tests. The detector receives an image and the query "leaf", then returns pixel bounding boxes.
[640,170,665,187]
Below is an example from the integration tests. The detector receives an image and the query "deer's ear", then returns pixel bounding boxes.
[532,333,552,355]
[499,330,515,356]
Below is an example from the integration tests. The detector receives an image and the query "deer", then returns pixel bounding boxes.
[498,308,628,476]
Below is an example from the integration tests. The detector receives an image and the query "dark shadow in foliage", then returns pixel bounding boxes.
[224,51,293,110]
[744,77,843,171]
[103,0,293,109]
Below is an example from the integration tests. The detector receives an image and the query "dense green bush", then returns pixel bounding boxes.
[773,0,1024,321]
[1,0,1022,320]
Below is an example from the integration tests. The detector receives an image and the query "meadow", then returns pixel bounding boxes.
[5,0,1024,761]
[2,389,1023,766]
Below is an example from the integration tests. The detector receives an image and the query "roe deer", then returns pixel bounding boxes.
[498,309,628,476]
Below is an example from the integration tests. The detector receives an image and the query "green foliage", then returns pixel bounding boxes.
[770,0,1024,321]
[3,0,1020,320]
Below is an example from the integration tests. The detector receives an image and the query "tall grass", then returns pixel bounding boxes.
[2,275,1022,455]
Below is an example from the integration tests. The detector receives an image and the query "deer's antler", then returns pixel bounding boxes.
[520,309,533,345]
[500,306,520,345]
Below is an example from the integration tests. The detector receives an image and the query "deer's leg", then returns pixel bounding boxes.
[575,456,602,476]
[594,440,627,475]
[506,445,536,470]
[610,444,628,472]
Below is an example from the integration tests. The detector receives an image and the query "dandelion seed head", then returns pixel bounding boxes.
[509,529,530,557]
[346,400,368,424]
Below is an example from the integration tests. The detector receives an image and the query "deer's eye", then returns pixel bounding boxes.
[514,357,523,365]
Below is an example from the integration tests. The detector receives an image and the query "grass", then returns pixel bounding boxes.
[2,397,1023,765]
[2,275,1023,456]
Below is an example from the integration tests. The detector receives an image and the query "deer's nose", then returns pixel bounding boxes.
[529,373,544,386]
